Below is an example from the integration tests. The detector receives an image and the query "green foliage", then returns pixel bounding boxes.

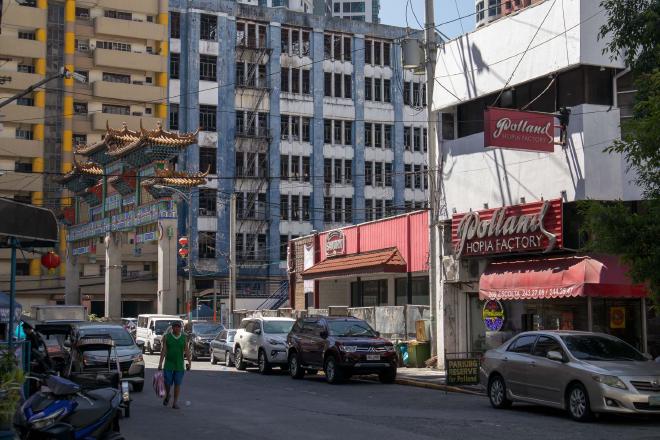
[0,351,25,429]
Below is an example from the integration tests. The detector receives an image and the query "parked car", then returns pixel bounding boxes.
[135,314,182,354]
[121,318,137,339]
[234,317,295,374]
[70,322,146,392]
[286,316,397,384]
[188,321,225,360]
[210,329,237,366]
[480,330,660,421]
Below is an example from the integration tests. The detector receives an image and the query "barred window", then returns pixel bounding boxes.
[200,14,217,41]
[200,55,217,81]
[170,53,180,79]
[170,12,180,39]
[199,105,217,131]
[169,104,179,130]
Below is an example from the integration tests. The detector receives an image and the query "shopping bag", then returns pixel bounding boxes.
[153,371,165,398]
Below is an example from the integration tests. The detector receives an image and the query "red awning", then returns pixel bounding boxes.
[479,254,648,300]
[302,247,407,280]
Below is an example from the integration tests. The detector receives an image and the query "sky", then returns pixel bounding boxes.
[379,0,476,40]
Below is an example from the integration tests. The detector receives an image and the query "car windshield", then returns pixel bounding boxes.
[328,320,377,337]
[154,320,181,335]
[193,323,224,335]
[561,335,646,361]
[262,321,294,334]
[79,327,135,347]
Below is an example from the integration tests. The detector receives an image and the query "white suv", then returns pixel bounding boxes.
[233,317,295,374]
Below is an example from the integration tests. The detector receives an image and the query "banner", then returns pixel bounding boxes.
[484,107,556,152]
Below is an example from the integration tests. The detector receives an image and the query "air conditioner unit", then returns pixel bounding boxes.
[78,43,90,51]
[442,255,466,283]
[79,12,89,18]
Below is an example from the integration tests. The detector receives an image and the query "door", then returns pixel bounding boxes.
[526,335,567,405]
[212,331,226,355]
[299,318,319,366]
[306,320,326,367]
[502,334,537,398]
[244,321,260,360]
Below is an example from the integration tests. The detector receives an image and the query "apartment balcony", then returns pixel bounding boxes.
[97,0,160,15]
[93,81,166,102]
[0,138,42,158]
[0,71,44,92]
[2,2,46,29]
[92,112,161,131]
[94,48,166,73]
[94,16,166,41]
[0,172,43,192]
[2,103,44,124]
[0,35,45,59]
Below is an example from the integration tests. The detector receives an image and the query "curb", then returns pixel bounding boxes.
[393,378,485,396]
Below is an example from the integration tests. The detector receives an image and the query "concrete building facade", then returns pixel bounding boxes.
[169,0,427,311]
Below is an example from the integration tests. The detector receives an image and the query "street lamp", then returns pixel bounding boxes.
[153,184,193,323]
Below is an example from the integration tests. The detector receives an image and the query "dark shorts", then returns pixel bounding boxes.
[163,370,185,386]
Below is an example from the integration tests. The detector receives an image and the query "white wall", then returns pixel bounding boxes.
[441,104,642,214]
[433,0,625,110]
[319,279,351,307]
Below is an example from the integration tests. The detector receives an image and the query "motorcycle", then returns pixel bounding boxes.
[14,375,124,440]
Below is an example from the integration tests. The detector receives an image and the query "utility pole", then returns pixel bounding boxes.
[228,193,237,328]
[187,188,193,323]
[425,0,444,368]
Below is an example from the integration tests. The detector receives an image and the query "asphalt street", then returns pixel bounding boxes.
[121,354,660,440]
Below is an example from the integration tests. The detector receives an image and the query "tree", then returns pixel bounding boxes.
[581,0,660,303]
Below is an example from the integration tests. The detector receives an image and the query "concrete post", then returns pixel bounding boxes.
[104,232,122,319]
[64,243,80,305]
[158,219,178,315]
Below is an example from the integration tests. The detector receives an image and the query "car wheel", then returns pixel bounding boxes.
[234,347,247,371]
[258,350,271,375]
[225,351,234,367]
[324,356,344,384]
[488,374,512,409]
[378,367,397,384]
[567,383,594,422]
[210,349,218,365]
[289,352,305,379]
[133,382,144,393]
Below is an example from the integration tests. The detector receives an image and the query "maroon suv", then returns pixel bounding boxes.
[286,316,397,384]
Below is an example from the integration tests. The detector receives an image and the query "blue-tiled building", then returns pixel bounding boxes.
[169,0,428,304]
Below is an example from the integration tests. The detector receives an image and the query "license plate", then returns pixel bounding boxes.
[366,354,380,361]
[649,396,660,407]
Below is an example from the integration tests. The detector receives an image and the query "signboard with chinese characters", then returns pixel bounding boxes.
[325,230,346,257]
[484,107,556,152]
[446,358,480,386]
[452,199,562,257]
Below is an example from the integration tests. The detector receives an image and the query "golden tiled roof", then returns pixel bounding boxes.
[58,156,104,183]
[141,165,210,188]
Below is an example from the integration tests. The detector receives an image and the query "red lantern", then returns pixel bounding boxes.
[178,247,189,258]
[178,237,188,247]
[41,251,61,270]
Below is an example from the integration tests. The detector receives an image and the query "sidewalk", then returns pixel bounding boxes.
[390,367,485,395]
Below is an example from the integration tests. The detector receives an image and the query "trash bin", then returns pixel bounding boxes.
[407,341,431,368]
[396,342,409,367]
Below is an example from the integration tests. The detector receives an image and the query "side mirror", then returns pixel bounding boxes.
[375,331,381,338]
[547,350,564,362]
[136,340,145,349]
[254,329,261,335]
[320,330,328,339]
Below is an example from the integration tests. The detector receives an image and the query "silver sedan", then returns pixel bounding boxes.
[480,330,660,421]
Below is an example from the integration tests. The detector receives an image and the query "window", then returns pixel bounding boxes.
[102,72,130,83]
[413,127,421,152]
[302,70,310,94]
[291,116,300,141]
[170,12,180,38]
[16,129,33,140]
[422,128,428,152]
[345,198,352,223]
[405,164,412,188]
[383,42,391,66]
[291,68,300,94]
[508,335,537,353]
[291,155,300,180]
[423,165,428,189]
[280,195,289,220]
[375,162,383,186]
[374,124,382,148]
[365,162,373,186]
[375,200,383,219]
[532,336,564,358]
[333,120,342,144]
[200,55,217,81]
[403,81,411,105]
[17,64,35,74]
[291,195,300,221]
[343,121,352,145]
[344,36,352,62]
[365,77,373,101]
[102,104,129,115]
[96,40,131,52]
[374,78,382,102]
[200,14,217,41]
[324,34,332,58]
[344,159,352,184]
[16,97,33,107]
[334,159,342,184]
[281,28,289,54]
[199,189,217,216]
[344,74,352,99]
[383,79,391,103]
[170,53,180,79]
[324,197,332,222]
[302,196,310,221]
[334,197,342,222]
[384,162,392,187]
[169,104,179,130]
[199,147,217,174]
[104,10,132,20]
[18,31,36,40]
[302,117,311,142]
[302,156,310,182]
[414,165,421,189]
[413,82,421,107]
[365,40,373,65]
[334,2,341,12]
[75,7,90,18]
[324,72,332,97]
[302,31,310,56]
[384,125,392,149]
[199,105,217,131]
[365,123,373,147]
[324,158,332,183]
[280,115,290,140]
[15,161,32,173]
[333,35,341,60]
[245,153,256,177]
[198,232,216,259]
[279,155,288,181]
[334,73,342,98]
[374,41,381,65]
[281,67,290,93]
[324,119,332,144]
[280,235,288,261]
[291,29,300,56]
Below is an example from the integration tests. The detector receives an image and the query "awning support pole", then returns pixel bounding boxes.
[9,237,17,353]
[641,298,648,354]
[587,296,593,332]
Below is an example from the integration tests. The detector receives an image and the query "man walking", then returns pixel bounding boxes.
[158,321,191,409]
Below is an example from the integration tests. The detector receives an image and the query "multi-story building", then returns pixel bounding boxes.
[0,0,169,314]
[325,0,380,23]
[476,0,542,27]
[431,0,657,366]
[169,0,427,311]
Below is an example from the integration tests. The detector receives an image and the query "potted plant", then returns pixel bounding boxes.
[0,351,24,439]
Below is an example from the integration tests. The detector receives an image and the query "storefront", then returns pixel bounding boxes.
[445,199,653,355]
[287,211,429,310]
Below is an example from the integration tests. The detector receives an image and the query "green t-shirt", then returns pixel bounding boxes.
[163,332,186,372]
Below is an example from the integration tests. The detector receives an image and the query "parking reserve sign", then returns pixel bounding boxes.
[445,358,480,386]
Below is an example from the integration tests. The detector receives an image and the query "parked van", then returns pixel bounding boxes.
[135,314,182,354]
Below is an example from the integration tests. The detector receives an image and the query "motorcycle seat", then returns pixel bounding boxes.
[66,389,117,428]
